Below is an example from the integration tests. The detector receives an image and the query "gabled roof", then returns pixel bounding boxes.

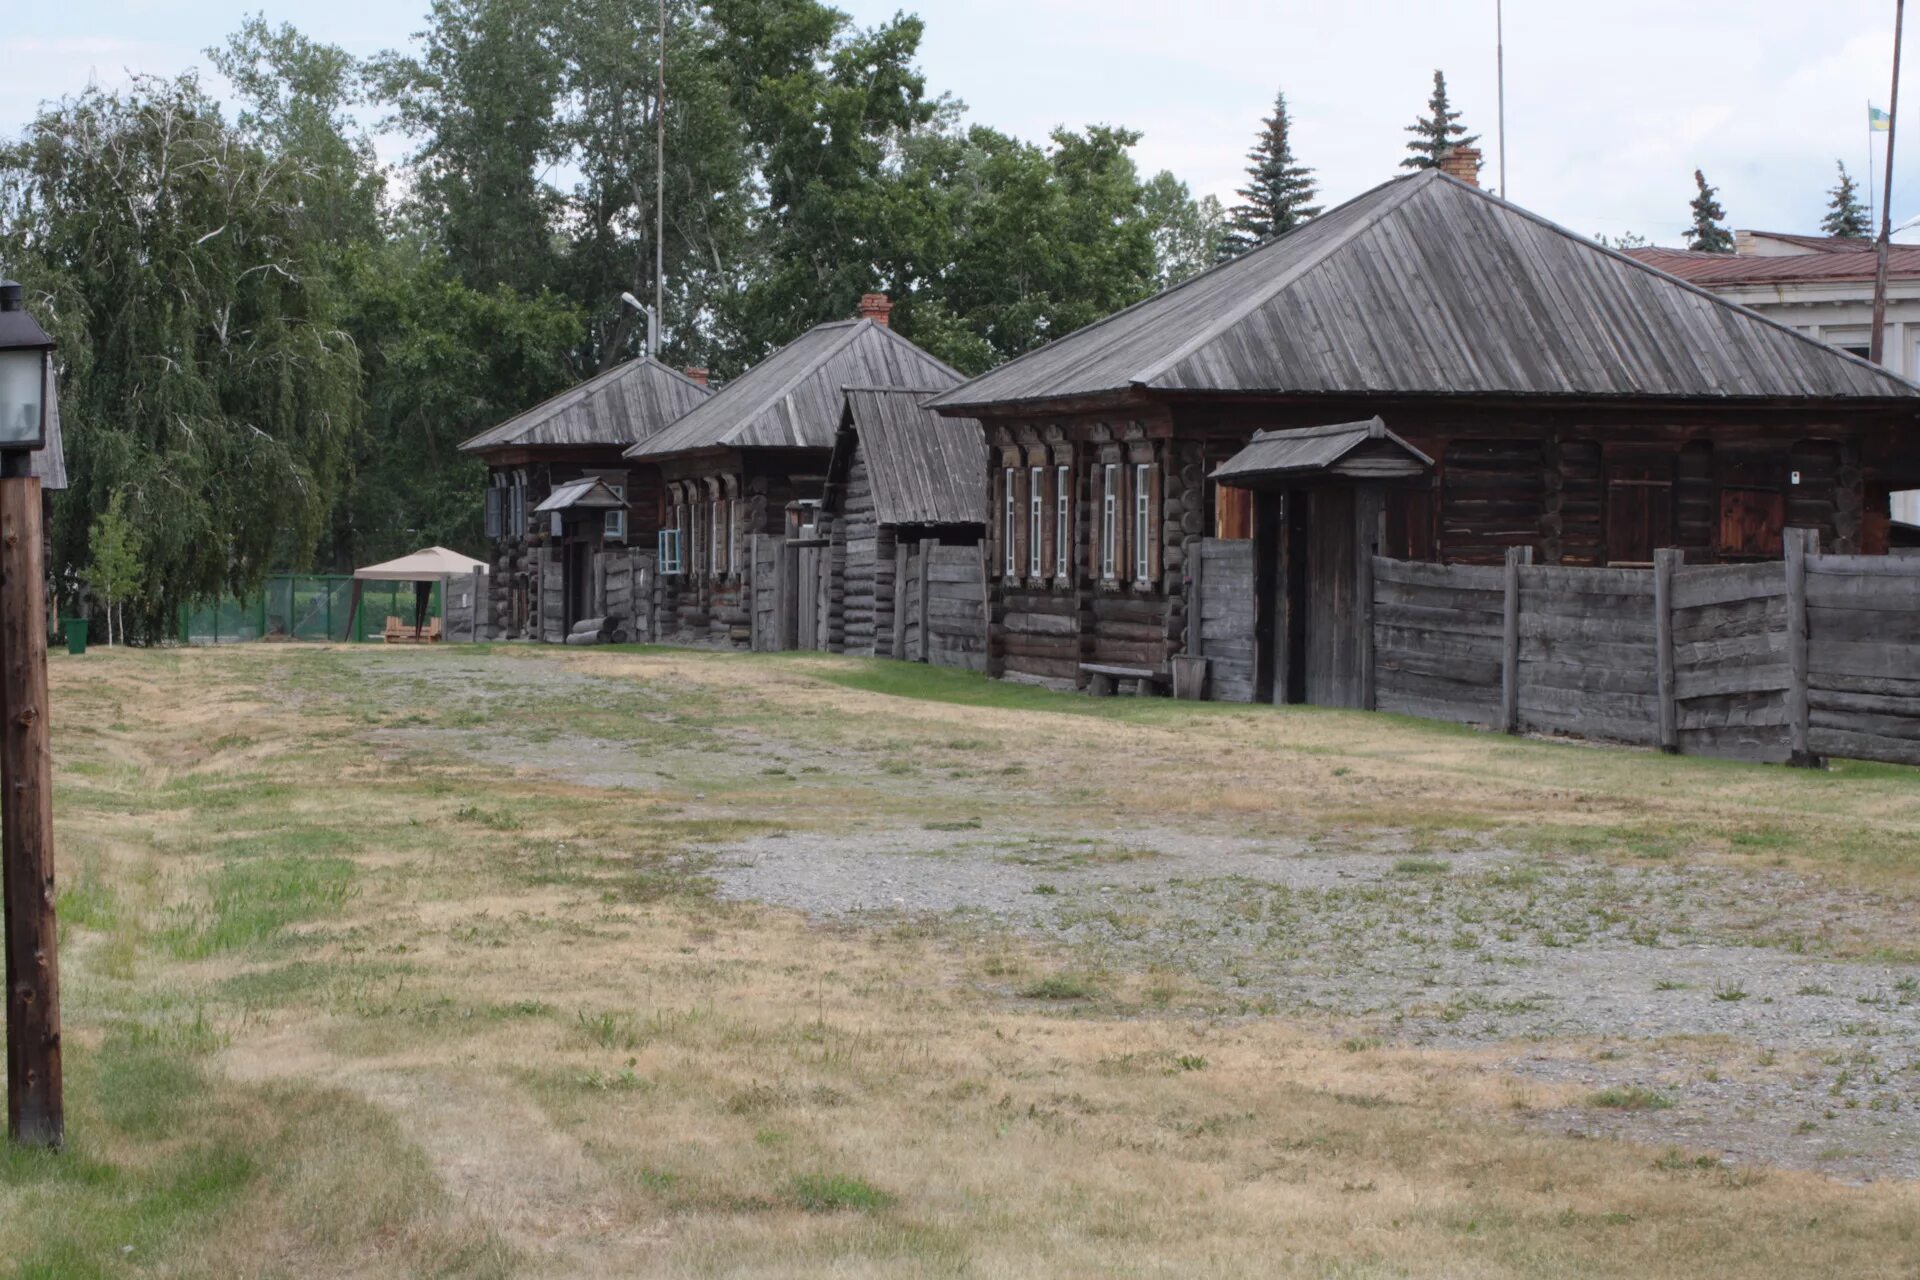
[927,170,1920,412]
[829,388,986,527]
[625,319,962,460]
[534,478,624,513]
[1626,244,1920,287]
[1211,418,1432,487]
[459,356,710,454]
[1740,230,1873,254]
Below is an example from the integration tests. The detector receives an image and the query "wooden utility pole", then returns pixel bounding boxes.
[1872,0,1905,365]
[2,457,60,1147]
[654,0,666,356]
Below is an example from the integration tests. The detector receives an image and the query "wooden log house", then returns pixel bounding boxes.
[924,150,1920,699]
[459,356,711,639]
[817,387,986,656]
[624,296,962,647]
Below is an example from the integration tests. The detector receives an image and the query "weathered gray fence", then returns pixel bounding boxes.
[749,535,785,651]
[917,543,988,671]
[444,570,487,642]
[1190,538,1256,702]
[1369,536,1920,767]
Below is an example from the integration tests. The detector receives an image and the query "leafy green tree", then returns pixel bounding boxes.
[1143,173,1224,288]
[1219,89,1319,260]
[0,74,361,637]
[1686,169,1734,252]
[85,491,144,645]
[337,244,584,564]
[1822,161,1871,239]
[1594,231,1651,250]
[873,125,1162,373]
[1403,70,1479,171]
[370,0,567,297]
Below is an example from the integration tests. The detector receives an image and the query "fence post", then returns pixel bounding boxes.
[1500,545,1533,734]
[1654,548,1682,754]
[1784,527,1818,767]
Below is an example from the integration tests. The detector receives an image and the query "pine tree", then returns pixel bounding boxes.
[1217,89,1321,261]
[1685,169,1734,252]
[1402,70,1479,170]
[1822,160,1871,239]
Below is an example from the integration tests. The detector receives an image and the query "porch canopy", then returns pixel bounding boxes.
[1210,418,1433,490]
[533,478,624,514]
[350,546,488,640]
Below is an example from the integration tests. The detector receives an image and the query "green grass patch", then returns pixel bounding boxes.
[165,856,356,958]
[1587,1086,1675,1112]
[1020,972,1098,1001]
[788,1172,895,1213]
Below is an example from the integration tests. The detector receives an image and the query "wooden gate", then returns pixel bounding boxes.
[1190,538,1256,702]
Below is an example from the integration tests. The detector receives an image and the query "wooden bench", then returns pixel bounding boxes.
[383,615,443,645]
[1080,662,1168,697]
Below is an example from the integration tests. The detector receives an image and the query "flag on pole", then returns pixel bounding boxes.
[1871,104,1894,131]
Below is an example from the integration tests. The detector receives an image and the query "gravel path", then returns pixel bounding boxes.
[713,823,1920,1183]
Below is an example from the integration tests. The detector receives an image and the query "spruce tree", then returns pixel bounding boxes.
[1218,89,1320,261]
[1821,160,1871,239]
[1685,169,1734,252]
[1402,70,1479,170]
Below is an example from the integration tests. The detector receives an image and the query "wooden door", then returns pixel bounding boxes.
[1603,449,1674,566]
[795,544,824,650]
[1304,488,1363,708]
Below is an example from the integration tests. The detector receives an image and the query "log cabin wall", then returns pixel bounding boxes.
[656,450,829,649]
[479,450,661,640]
[970,396,1902,691]
[1177,400,1888,566]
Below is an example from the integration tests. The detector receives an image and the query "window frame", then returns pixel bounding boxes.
[710,497,724,575]
[603,481,628,542]
[1100,462,1119,581]
[1054,464,1070,579]
[1003,467,1018,578]
[1134,461,1152,585]
[1028,465,1045,578]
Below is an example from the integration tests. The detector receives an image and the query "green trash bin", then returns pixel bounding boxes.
[61,618,87,655]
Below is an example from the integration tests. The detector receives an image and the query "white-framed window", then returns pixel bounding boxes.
[603,482,627,541]
[726,498,737,575]
[485,482,504,539]
[1054,465,1070,579]
[1134,462,1151,584]
[509,469,528,537]
[1003,468,1018,577]
[658,526,683,574]
[550,511,563,538]
[710,498,723,574]
[1100,463,1118,580]
[1028,465,1044,577]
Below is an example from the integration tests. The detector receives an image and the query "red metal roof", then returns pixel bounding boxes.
[1627,244,1920,286]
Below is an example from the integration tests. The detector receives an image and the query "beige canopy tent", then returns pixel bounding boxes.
[350,547,488,641]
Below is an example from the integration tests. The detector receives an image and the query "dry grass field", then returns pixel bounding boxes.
[4,643,1920,1278]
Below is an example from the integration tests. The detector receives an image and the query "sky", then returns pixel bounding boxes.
[5,0,1918,246]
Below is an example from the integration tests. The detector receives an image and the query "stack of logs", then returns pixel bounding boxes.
[563,615,630,646]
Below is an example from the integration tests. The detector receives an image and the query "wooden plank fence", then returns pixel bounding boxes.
[1192,538,1256,702]
[1364,535,1920,768]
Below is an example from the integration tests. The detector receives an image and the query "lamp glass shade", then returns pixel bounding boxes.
[0,349,45,450]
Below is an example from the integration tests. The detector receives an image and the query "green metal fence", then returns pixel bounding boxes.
[178,575,442,645]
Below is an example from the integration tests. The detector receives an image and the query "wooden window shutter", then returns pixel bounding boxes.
[485,487,502,539]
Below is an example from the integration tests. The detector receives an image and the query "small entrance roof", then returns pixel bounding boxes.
[353,546,489,581]
[534,478,624,513]
[1211,418,1433,488]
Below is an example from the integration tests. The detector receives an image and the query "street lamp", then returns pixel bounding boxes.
[0,279,61,1149]
[0,283,51,456]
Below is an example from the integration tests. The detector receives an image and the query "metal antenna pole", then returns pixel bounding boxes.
[1873,0,1904,366]
[654,0,666,358]
[1497,0,1507,197]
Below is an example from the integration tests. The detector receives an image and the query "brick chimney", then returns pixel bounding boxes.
[683,366,709,388]
[1437,145,1482,188]
[856,292,892,328]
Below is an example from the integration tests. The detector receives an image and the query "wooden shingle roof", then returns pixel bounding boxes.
[627,319,962,460]
[927,170,1920,412]
[458,356,710,454]
[830,388,986,527]
[1211,418,1432,487]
